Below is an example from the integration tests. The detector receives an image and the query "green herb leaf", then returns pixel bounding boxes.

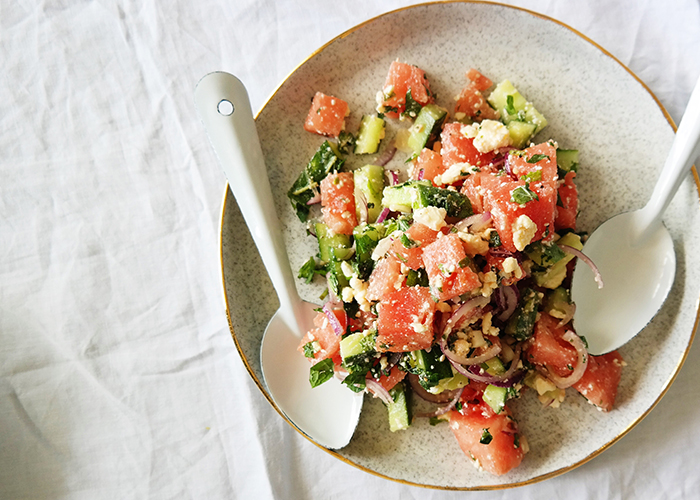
[406,268,429,287]
[402,89,423,119]
[298,257,316,284]
[336,131,356,155]
[458,257,470,268]
[342,371,367,393]
[429,416,447,426]
[520,170,542,183]
[400,233,419,249]
[480,428,493,445]
[527,154,550,164]
[510,182,539,205]
[309,358,334,388]
[303,342,317,358]
[488,230,502,248]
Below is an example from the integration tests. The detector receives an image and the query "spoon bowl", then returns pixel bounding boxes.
[195,71,362,449]
[572,74,700,355]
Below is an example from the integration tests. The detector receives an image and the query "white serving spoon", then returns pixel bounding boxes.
[195,72,363,449]
[571,75,700,356]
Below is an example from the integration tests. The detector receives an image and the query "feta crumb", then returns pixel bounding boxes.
[341,286,354,303]
[413,206,447,231]
[457,231,489,257]
[502,256,523,279]
[478,270,498,297]
[472,119,512,153]
[433,162,479,186]
[340,261,354,279]
[511,214,538,251]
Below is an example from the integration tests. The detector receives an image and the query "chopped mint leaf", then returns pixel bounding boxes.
[303,342,317,358]
[521,170,542,183]
[480,428,493,445]
[527,154,550,164]
[402,89,423,119]
[505,95,517,116]
[511,182,539,205]
[341,371,367,393]
[309,358,334,388]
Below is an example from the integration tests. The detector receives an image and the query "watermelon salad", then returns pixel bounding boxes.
[288,61,624,476]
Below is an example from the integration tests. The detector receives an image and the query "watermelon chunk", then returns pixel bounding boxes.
[321,172,357,235]
[422,233,480,301]
[303,92,349,137]
[572,351,625,412]
[376,286,436,352]
[409,148,446,185]
[379,61,434,118]
[454,69,499,122]
[390,222,439,270]
[297,309,347,366]
[367,255,404,302]
[449,398,525,476]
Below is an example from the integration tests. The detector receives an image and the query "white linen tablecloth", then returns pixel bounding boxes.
[2,1,699,498]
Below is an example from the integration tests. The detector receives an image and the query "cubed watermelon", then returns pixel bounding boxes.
[367,255,404,302]
[379,61,434,118]
[409,148,446,185]
[321,172,357,235]
[376,286,436,352]
[303,92,349,137]
[297,309,347,366]
[422,233,480,301]
[390,222,439,270]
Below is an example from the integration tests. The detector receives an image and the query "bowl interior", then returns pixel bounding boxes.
[221,1,699,489]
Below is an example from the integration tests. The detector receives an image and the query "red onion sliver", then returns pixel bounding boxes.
[559,244,604,289]
[497,285,519,322]
[440,336,502,366]
[538,330,589,389]
[441,296,489,337]
[414,386,465,419]
[454,212,492,233]
[322,301,345,336]
[376,144,397,167]
[376,207,391,224]
[365,378,394,405]
[386,169,400,186]
[306,192,322,205]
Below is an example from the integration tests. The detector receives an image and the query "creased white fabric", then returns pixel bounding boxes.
[1,1,699,499]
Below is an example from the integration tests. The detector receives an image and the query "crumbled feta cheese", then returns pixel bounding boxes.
[436,301,453,313]
[478,270,498,297]
[433,162,479,186]
[413,206,447,231]
[460,123,478,139]
[481,311,499,337]
[502,256,524,279]
[472,119,512,153]
[457,231,489,257]
[511,214,538,251]
[340,261,354,279]
[371,230,401,261]
[341,286,354,303]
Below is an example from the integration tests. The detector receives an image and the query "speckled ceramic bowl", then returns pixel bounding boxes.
[219,1,700,489]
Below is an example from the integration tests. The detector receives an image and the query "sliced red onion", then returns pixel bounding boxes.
[538,330,589,389]
[416,168,425,180]
[559,244,604,289]
[496,285,519,322]
[445,343,524,388]
[439,336,501,366]
[306,192,322,205]
[376,144,397,167]
[322,301,345,336]
[454,212,492,233]
[376,207,391,224]
[441,295,489,337]
[386,169,400,186]
[556,302,577,328]
[365,378,394,405]
[414,386,465,418]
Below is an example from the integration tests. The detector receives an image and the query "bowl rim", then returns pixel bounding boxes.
[216,0,700,490]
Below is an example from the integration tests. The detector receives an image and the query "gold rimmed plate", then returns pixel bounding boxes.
[219,1,700,489]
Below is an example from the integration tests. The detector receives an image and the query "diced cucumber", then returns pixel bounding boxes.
[406,104,448,157]
[506,121,537,149]
[483,384,508,414]
[481,356,506,376]
[532,232,583,289]
[353,223,385,280]
[487,80,548,145]
[400,348,453,391]
[386,382,411,432]
[557,149,579,176]
[433,368,470,392]
[354,115,385,155]
[505,287,543,340]
[354,164,385,223]
[382,180,473,219]
[544,287,574,320]
[315,222,352,295]
[287,140,344,221]
[524,240,567,268]
[340,330,377,374]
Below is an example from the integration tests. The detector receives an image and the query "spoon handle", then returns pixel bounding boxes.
[195,72,305,334]
[640,74,700,235]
